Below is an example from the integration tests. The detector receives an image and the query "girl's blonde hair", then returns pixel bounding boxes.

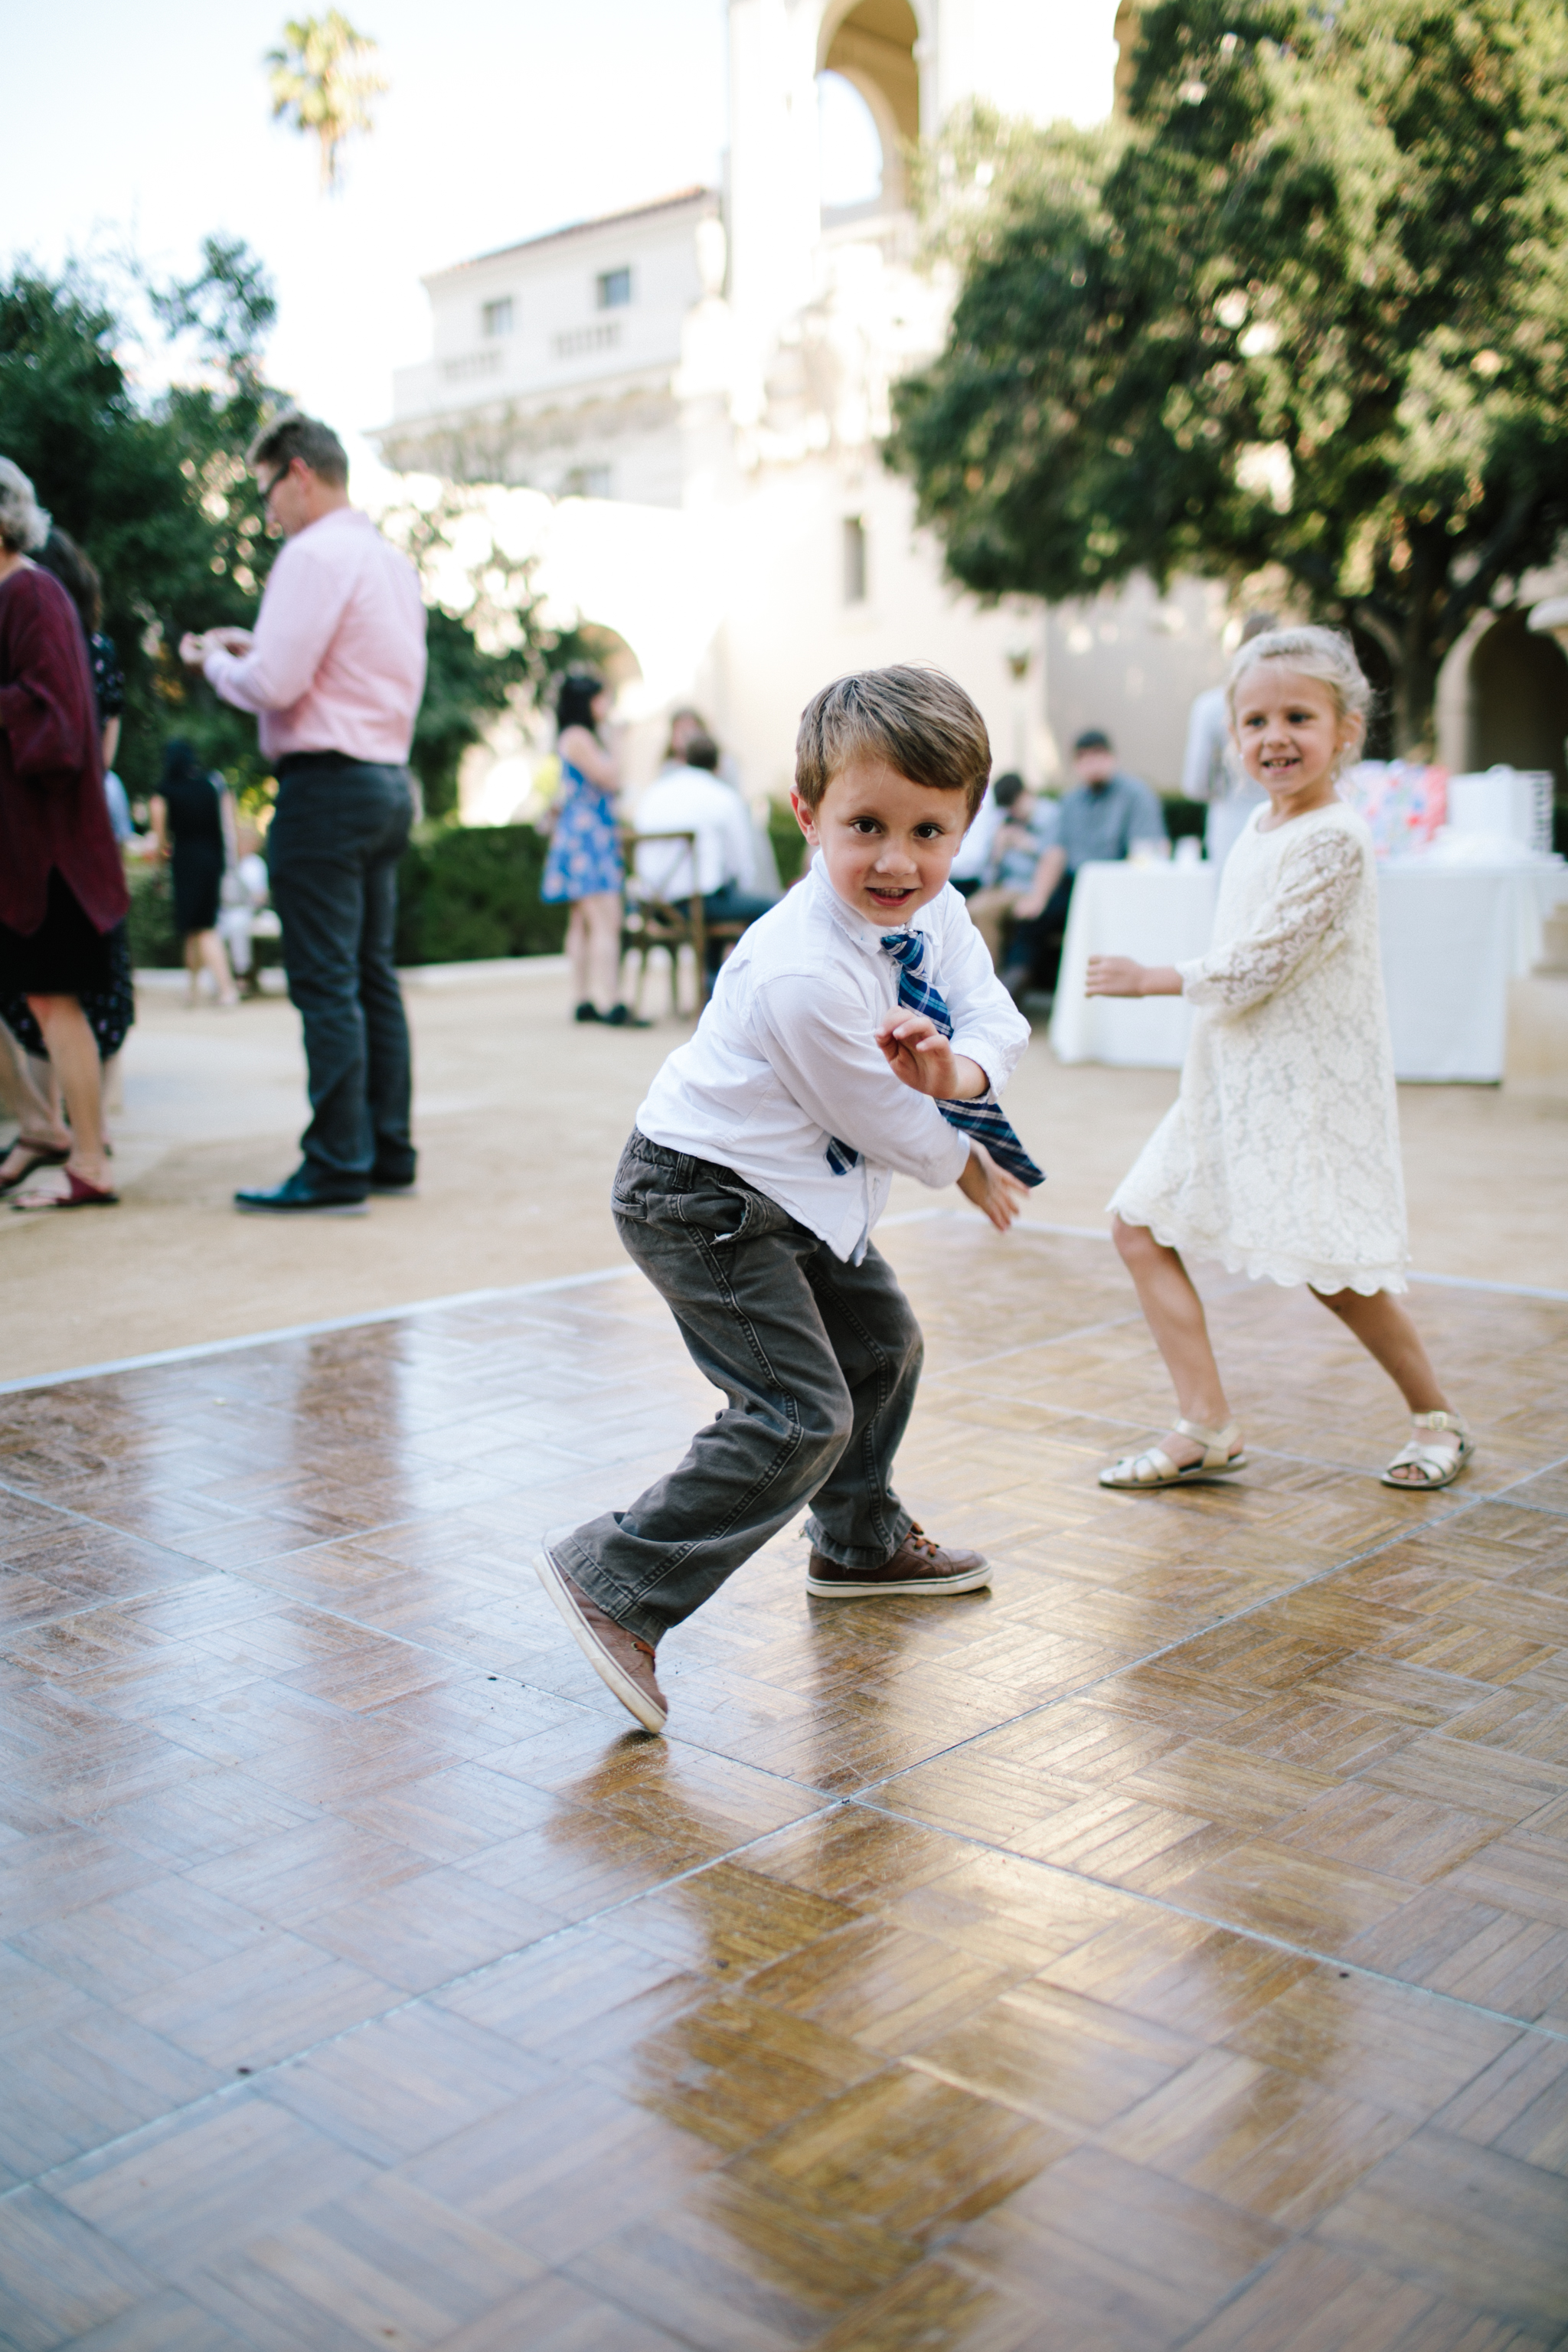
[1225,624,1372,738]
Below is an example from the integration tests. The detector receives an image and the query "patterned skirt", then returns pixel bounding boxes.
[542,784,624,903]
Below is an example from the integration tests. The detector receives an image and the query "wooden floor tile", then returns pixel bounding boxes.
[0,2185,162,2349]
[5,1221,1566,2341]
[1178,2238,1473,2351]
[436,2268,701,2350]
[952,2143,1287,2341]
[754,2056,1070,2234]
[186,2173,544,2350]
[53,2096,378,2283]
[564,2163,918,2352]
[1312,2127,1568,2328]
[914,1975,1204,2132]
[259,2002,557,2165]
[400,2069,722,2262]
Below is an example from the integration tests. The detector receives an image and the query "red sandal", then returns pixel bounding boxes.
[9,1168,119,1211]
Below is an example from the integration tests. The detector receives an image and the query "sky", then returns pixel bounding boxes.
[5,2,1119,498]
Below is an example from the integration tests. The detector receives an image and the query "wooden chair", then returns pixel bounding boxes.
[621,830,708,1019]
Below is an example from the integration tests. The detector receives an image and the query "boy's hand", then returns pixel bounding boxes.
[876,1009,985,1101]
[956,1138,1027,1232]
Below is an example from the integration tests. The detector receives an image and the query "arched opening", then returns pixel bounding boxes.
[573,621,643,699]
[1468,612,1568,795]
[818,0,920,217]
[462,623,644,827]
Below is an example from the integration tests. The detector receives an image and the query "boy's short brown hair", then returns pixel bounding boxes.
[794,665,991,818]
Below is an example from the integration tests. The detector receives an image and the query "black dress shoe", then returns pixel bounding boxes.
[601,1002,650,1027]
[234,1166,370,1214]
[369,1170,418,1196]
[573,1000,602,1023]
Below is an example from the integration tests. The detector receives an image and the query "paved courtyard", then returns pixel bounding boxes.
[2,1214,1566,2347]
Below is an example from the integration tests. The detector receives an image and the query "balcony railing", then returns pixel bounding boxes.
[554,321,622,360]
[441,349,504,384]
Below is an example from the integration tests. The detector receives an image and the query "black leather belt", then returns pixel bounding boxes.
[275,750,362,778]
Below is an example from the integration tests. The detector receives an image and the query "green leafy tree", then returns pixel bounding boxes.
[266,11,387,194]
[889,0,1568,753]
[0,243,278,802]
[378,491,589,822]
[0,249,576,823]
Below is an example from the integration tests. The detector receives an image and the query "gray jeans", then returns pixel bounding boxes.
[560,1132,922,1645]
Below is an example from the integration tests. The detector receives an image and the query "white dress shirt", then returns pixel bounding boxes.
[632,766,757,898]
[636,858,1031,1262]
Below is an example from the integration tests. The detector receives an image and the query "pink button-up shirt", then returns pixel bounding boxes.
[203,507,427,766]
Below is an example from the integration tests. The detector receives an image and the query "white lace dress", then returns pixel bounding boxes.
[1109,801,1409,1294]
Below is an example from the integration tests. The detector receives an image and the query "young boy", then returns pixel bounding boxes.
[536,665,1041,1733]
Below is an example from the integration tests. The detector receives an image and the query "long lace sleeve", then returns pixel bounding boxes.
[1180,825,1364,1011]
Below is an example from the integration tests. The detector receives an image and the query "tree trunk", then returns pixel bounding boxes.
[1347,594,1441,761]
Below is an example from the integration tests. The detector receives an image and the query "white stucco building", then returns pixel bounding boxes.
[377,0,1568,816]
[376,0,1231,811]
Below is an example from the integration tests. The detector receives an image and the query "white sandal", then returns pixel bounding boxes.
[1099,1417,1246,1490]
[1381,1410,1473,1491]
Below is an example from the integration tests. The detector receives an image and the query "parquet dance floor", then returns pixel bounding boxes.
[2,1218,1566,2350]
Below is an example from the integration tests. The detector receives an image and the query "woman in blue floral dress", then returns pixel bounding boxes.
[541,672,642,1025]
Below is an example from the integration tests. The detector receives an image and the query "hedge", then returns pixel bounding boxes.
[128,798,1214,976]
[126,863,183,969]
[394,823,567,965]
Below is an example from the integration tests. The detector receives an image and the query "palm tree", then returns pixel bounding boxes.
[266,12,387,194]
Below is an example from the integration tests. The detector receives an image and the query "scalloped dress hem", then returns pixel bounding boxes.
[1106,1200,1409,1298]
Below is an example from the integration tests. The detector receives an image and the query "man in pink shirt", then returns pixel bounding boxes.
[181,413,426,1212]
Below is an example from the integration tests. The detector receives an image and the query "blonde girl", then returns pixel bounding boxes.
[1087,624,1471,1493]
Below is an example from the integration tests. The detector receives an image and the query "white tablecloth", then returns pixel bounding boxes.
[1049,858,1566,1083]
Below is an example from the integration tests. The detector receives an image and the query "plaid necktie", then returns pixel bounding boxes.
[825,930,1045,1186]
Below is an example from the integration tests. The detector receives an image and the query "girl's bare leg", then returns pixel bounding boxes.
[24,996,110,1190]
[184,934,202,1005]
[565,901,590,1004]
[1112,1216,1238,1465]
[583,891,624,1012]
[1315,1287,1458,1481]
[196,928,239,1005]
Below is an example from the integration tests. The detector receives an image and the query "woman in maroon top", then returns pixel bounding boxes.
[0,458,127,1207]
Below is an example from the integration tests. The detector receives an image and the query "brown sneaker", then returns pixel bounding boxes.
[806,1523,991,1599]
[534,1539,668,1733]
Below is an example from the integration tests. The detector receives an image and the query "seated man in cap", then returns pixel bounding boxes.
[999,728,1166,1001]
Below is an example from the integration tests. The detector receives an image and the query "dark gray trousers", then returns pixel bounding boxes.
[266,761,415,1184]
[561,1132,923,1645]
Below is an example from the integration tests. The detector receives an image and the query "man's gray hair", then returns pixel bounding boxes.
[0,458,51,554]
[247,410,348,487]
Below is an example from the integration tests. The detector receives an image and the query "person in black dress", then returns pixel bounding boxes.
[150,740,239,1007]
